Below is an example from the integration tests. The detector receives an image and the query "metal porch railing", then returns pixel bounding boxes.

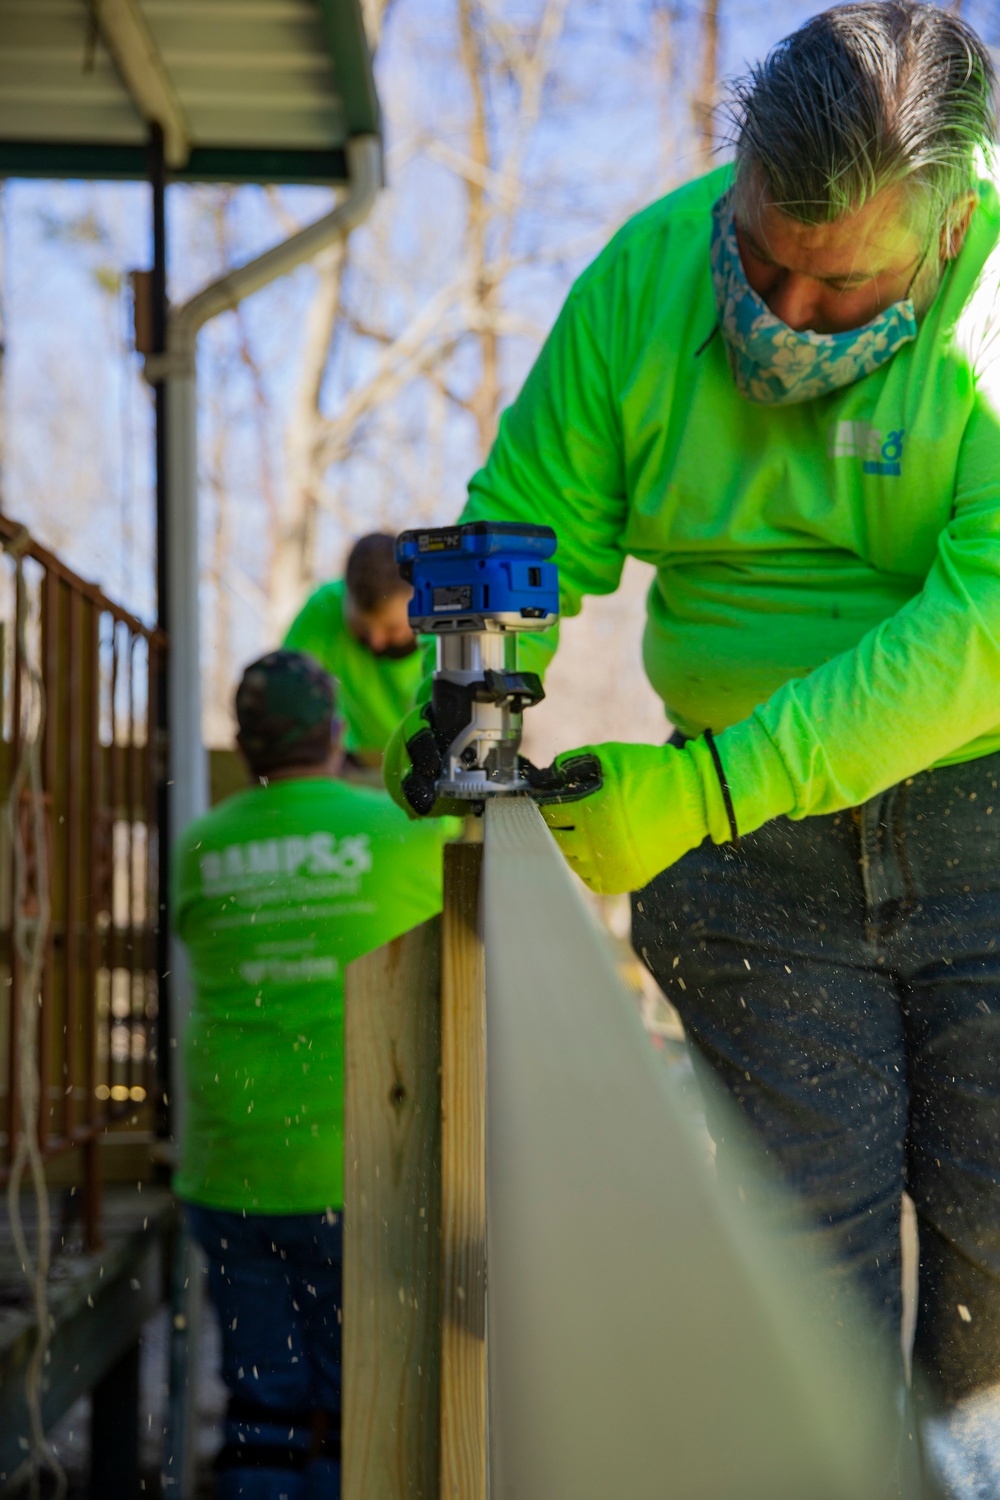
[0,513,165,1246]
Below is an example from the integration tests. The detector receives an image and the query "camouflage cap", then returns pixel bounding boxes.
[235,650,336,772]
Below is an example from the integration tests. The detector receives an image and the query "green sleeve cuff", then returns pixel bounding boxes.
[714,713,797,839]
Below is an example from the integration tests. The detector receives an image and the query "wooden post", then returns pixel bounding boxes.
[440,843,486,1500]
[343,844,487,1500]
[343,918,444,1500]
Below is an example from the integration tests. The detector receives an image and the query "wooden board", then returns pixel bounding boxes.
[343,918,443,1500]
[439,843,485,1500]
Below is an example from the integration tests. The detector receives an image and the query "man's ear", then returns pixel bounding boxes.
[235,732,261,784]
[940,192,978,262]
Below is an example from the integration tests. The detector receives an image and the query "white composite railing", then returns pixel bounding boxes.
[344,798,898,1500]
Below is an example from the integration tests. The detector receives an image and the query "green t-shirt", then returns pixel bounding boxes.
[462,166,1000,835]
[283,578,424,755]
[173,777,456,1214]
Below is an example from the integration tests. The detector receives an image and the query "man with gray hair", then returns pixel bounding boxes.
[386,2,1000,1489]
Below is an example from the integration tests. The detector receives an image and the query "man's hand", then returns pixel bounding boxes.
[531,738,734,894]
[383,703,469,818]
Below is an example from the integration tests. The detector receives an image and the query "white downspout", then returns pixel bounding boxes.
[161,132,381,866]
[151,132,381,1496]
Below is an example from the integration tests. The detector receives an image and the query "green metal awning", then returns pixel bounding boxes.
[0,0,379,184]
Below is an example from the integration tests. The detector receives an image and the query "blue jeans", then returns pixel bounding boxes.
[186,1204,343,1500]
[633,751,1000,1407]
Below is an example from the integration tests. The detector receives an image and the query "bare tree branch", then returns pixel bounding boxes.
[316,279,470,469]
[423,138,519,207]
[305,0,571,500]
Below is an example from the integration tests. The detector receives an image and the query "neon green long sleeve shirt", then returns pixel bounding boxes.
[173,777,456,1213]
[461,165,1000,836]
[284,579,424,756]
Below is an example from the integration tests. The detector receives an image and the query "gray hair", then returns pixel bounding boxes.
[729,2,998,231]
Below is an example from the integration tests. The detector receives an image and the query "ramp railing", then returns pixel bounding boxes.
[344,799,899,1500]
[0,514,165,1245]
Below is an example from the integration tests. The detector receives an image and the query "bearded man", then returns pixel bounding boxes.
[285,532,422,770]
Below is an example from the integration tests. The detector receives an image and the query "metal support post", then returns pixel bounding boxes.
[148,122,172,1140]
[89,1339,141,1500]
[153,132,381,1497]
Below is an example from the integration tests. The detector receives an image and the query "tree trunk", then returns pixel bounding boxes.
[691,0,719,172]
[269,243,347,637]
[458,0,500,461]
[362,0,396,49]
[0,185,6,508]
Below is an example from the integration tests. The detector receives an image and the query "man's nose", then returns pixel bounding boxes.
[764,271,821,331]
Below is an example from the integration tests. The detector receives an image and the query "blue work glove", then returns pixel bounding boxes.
[531,738,738,895]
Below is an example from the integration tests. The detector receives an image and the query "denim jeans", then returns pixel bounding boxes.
[186,1204,343,1500]
[633,751,1000,1407]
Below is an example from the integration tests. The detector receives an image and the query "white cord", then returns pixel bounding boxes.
[5,528,67,1500]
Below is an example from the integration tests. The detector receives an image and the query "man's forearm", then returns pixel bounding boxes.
[715,538,1000,835]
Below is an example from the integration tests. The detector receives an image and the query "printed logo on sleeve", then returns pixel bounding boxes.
[828,421,904,477]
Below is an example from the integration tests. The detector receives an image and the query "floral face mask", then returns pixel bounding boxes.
[709,191,919,406]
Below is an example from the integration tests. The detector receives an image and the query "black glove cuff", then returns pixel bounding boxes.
[703,729,739,845]
[519,752,603,805]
